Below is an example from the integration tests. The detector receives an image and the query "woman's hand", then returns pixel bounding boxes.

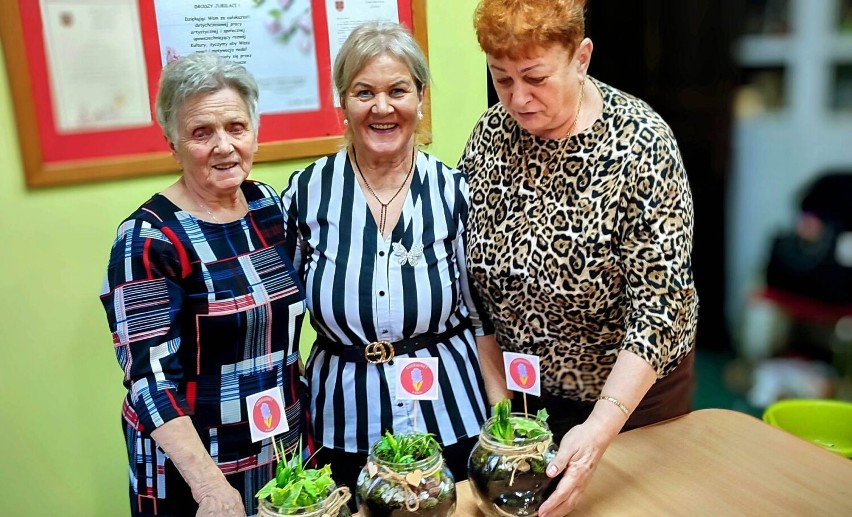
[538,350,657,515]
[195,481,246,516]
[151,416,247,516]
[537,420,612,516]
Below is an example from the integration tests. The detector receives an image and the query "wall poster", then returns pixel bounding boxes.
[0,0,428,187]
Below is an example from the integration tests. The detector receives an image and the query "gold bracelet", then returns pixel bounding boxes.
[598,395,630,416]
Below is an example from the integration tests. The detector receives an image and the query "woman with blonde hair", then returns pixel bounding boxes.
[282,21,505,498]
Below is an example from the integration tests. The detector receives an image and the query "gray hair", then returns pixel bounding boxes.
[333,22,430,141]
[155,52,259,144]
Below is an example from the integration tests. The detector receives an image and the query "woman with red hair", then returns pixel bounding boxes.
[460,1,699,514]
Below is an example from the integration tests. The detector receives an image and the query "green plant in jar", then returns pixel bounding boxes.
[356,431,456,517]
[467,399,558,516]
[256,440,351,516]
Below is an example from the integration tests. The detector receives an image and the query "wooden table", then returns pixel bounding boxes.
[368,409,852,516]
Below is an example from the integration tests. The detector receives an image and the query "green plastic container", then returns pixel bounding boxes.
[763,399,852,458]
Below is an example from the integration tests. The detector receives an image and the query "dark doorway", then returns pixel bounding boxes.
[485,1,741,351]
[586,1,741,351]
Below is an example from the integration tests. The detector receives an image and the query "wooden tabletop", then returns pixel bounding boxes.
[570,409,852,516]
[362,409,852,516]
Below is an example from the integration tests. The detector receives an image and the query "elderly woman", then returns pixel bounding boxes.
[281,21,505,495]
[460,0,699,515]
[100,53,307,517]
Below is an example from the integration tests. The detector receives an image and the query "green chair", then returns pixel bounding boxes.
[763,399,852,458]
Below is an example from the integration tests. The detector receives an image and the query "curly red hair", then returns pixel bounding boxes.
[474,0,587,59]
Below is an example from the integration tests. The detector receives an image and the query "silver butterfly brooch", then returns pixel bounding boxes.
[392,242,424,266]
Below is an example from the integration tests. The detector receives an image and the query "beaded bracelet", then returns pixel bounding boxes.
[598,395,630,416]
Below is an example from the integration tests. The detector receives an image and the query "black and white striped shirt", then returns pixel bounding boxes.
[282,149,489,453]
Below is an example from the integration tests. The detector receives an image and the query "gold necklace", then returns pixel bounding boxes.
[566,76,587,138]
[186,184,245,223]
[195,199,220,223]
[536,77,587,181]
[353,147,416,235]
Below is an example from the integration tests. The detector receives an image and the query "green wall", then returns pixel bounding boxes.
[0,1,485,515]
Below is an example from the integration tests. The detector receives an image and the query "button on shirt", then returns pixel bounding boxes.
[282,149,490,453]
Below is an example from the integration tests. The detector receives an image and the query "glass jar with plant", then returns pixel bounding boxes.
[356,431,456,517]
[467,399,558,516]
[256,440,351,517]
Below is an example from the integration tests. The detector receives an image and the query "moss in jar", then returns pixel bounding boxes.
[468,399,558,516]
[256,439,351,515]
[357,431,456,517]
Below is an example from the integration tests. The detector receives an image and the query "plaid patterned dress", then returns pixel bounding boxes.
[101,181,307,516]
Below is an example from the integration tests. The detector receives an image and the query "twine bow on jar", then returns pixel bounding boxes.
[258,485,351,517]
[319,486,351,517]
[478,436,553,487]
[365,457,444,512]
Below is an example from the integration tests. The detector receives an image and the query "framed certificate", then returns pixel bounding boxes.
[0,0,428,187]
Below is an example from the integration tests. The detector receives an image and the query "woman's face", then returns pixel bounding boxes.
[169,87,257,195]
[343,53,423,161]
[487,42,588,139]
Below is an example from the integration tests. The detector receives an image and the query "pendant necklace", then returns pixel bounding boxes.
[566,75,587,138]
[540,76,587,180]
[186,182,245,224]
[195,199,220,223]
[353,147,416,235]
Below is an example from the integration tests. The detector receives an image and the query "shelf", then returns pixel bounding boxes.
[735,35,792,66]
[826,34,852,59]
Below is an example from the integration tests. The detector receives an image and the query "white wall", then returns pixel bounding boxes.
[727,0,852,349]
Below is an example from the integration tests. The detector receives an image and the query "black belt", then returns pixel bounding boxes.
[315,319,470,364]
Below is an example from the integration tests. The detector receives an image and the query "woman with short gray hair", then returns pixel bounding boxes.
[156,52,260,145]
[101,52,307,517]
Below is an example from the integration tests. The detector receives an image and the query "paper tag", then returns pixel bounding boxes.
[245,386,289,443]
[503,352,541,396]
[394,357,439,400]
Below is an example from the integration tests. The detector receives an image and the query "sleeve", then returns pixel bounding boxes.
[454,169,495,337]
[619,128,699,377]
[99,217,192,432]
[281,170,307,278]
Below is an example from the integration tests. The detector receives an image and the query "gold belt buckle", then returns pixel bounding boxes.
[364,340,395,364]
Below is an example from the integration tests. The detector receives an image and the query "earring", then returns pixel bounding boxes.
[417,110,423,120]
[343,118,349,125]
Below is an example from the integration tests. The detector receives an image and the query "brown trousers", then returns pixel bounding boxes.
[512,349,696,440]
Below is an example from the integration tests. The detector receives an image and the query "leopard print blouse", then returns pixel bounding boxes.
[459,78,699,401]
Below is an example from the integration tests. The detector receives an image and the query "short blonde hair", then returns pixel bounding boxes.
[474,0,587,59]
[333,21,430,144]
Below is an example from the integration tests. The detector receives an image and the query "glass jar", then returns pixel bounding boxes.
[467,413,559,517]
[257,485,352,517]
[355,440,456,517]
